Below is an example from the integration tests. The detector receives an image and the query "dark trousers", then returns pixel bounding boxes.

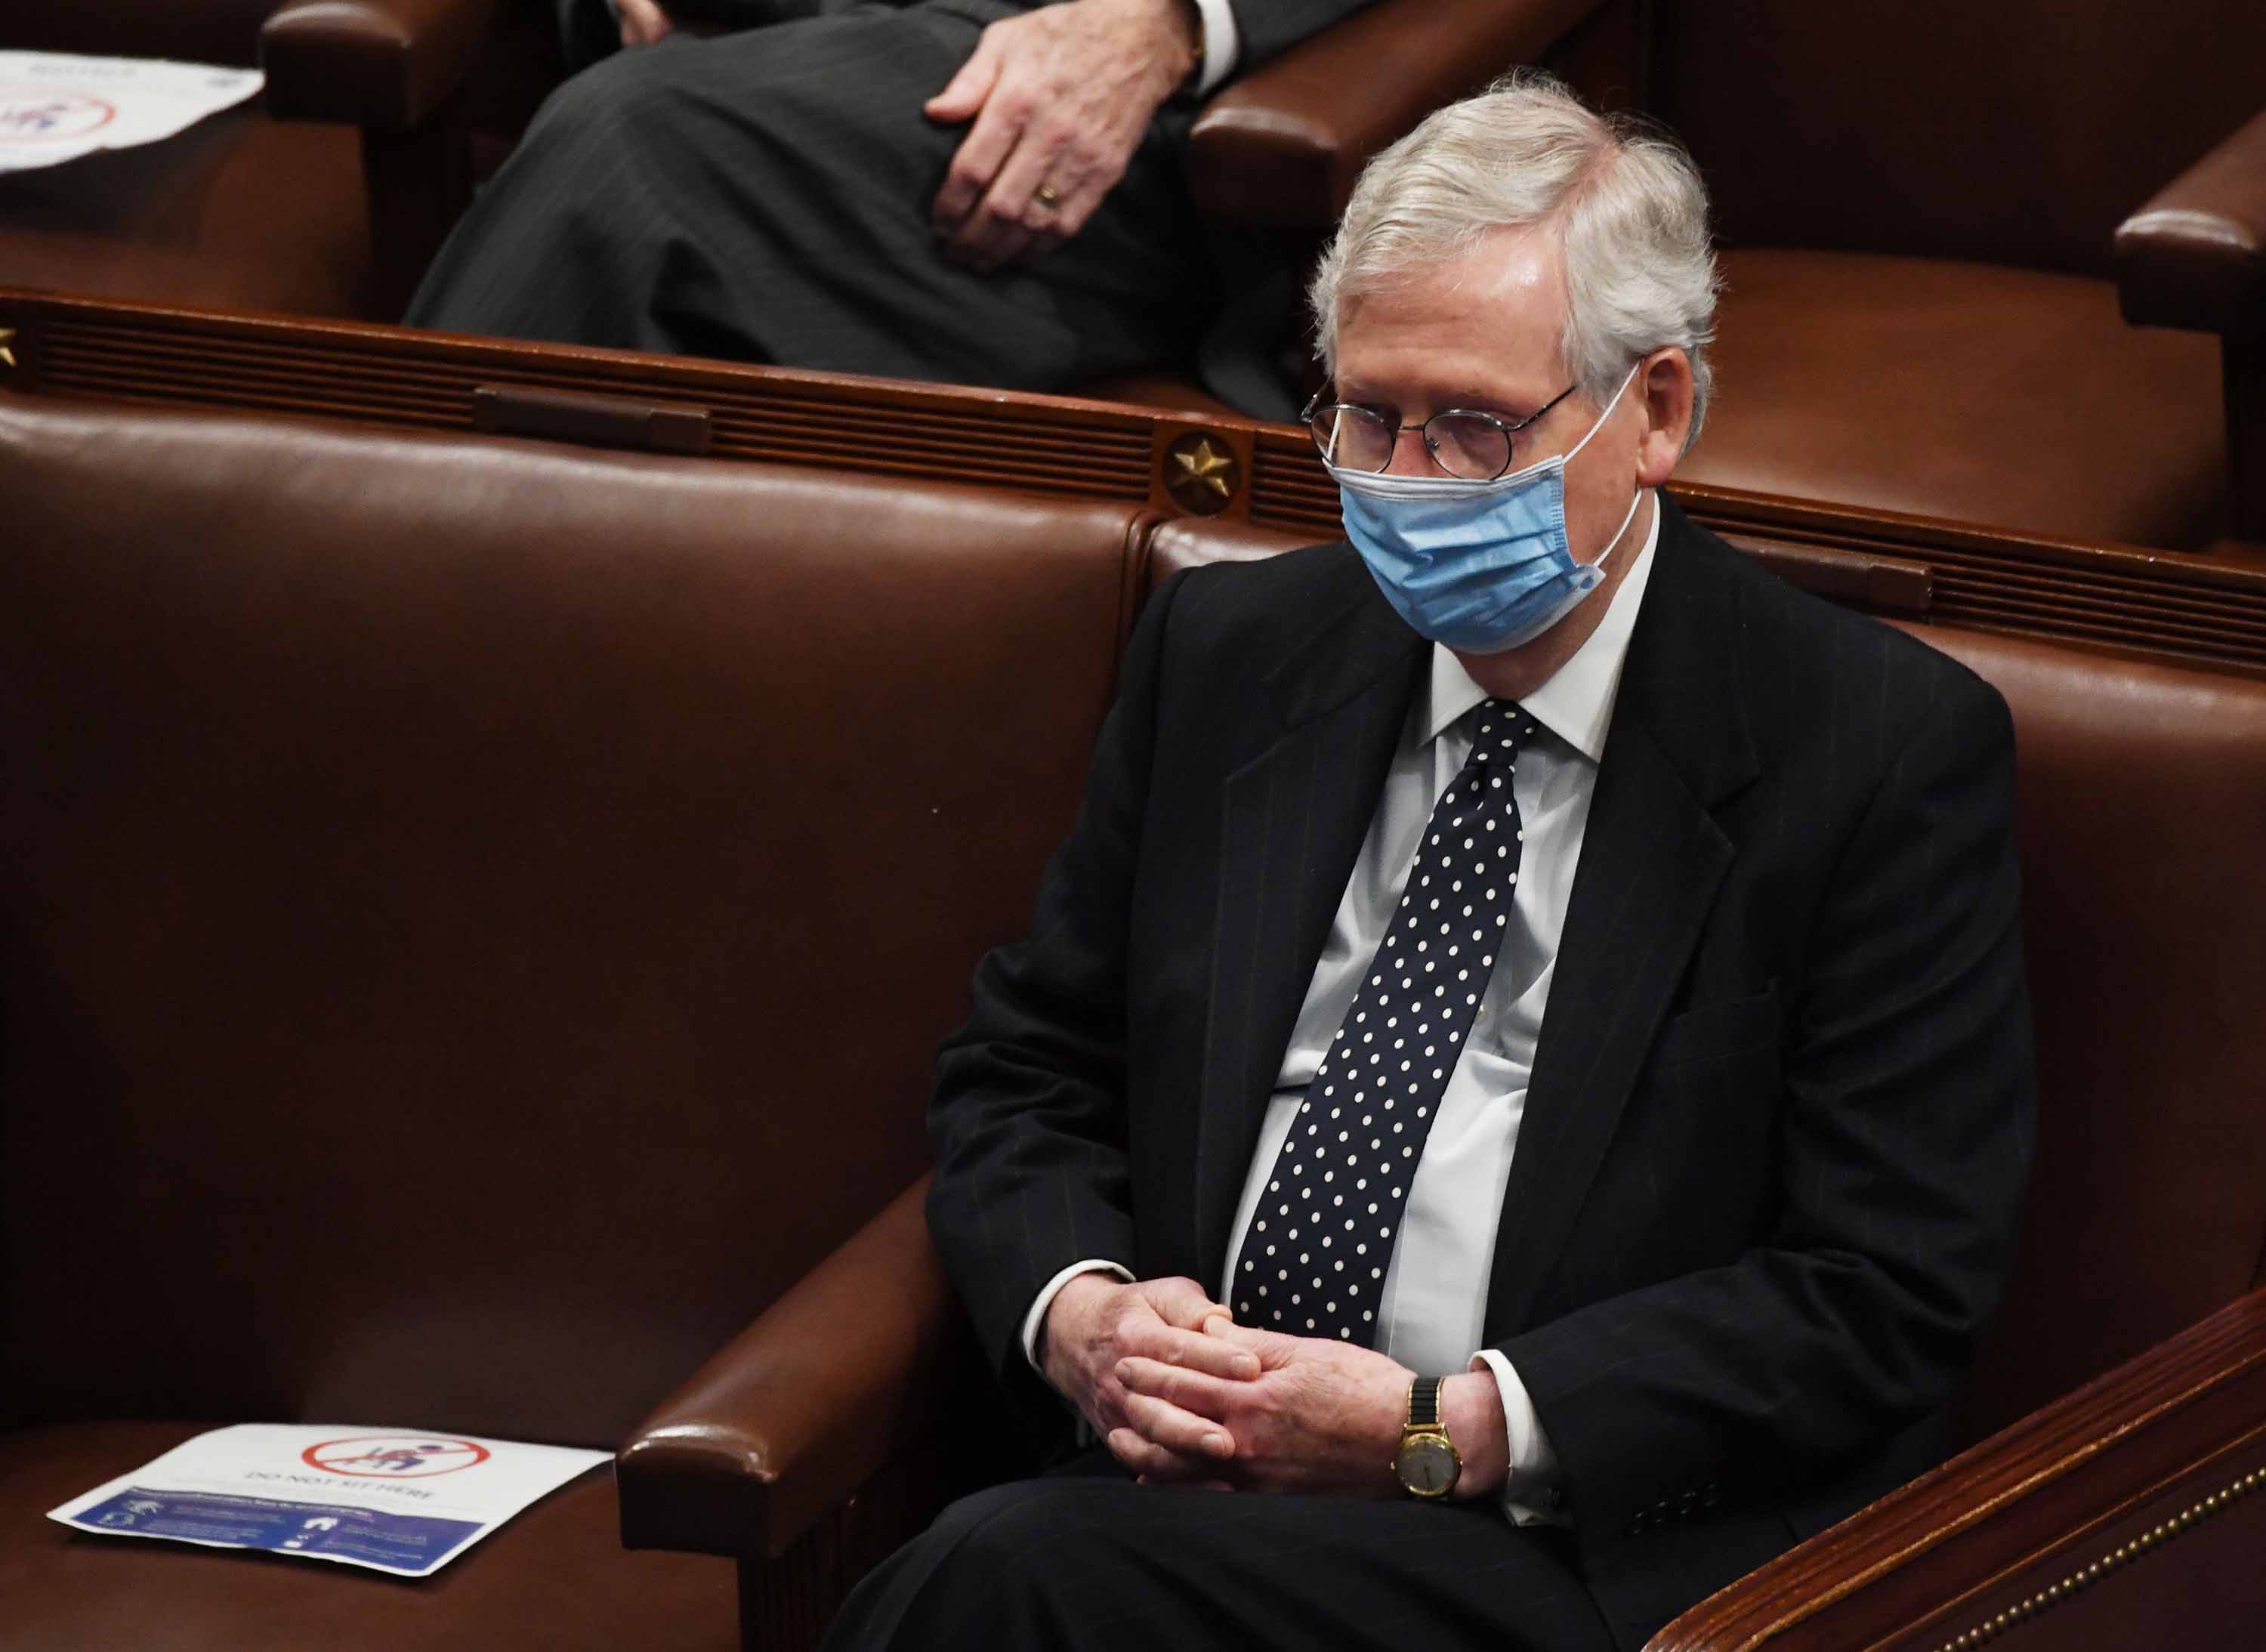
[408,0,1215,392]
[820,1455,1618,1652]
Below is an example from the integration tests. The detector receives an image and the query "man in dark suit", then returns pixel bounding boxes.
[829,76,2034,1651]
[403,0,1369,395]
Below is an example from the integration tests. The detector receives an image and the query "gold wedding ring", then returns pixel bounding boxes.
[1033,184,1061,208]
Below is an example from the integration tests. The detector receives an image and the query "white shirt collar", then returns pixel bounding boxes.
[1422,490,1662,764]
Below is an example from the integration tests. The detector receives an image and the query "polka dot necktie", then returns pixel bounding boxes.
[1230,700,1538,1345]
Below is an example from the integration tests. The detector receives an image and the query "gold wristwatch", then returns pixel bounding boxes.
[1392,1376,1462,1499]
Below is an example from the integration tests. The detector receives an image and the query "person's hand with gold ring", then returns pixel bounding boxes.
[924,0,1199,271]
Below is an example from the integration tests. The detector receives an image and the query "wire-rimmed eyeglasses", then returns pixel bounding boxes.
[1300,382,1580,480]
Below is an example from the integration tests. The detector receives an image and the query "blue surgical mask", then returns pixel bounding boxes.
[1329,366,1642,653]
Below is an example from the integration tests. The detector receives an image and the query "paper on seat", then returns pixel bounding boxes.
[0,52,263,174]
[48,1424,609,1578]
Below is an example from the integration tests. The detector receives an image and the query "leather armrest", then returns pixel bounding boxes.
[260,0,502,133]
[2116,107,2266,342]
[1186,0,1604,228]
[616,1177,955,1561]
[1645,1286,2266,1651]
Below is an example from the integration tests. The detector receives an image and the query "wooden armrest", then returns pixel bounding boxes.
[1646,1286,2266,1651]
[1186,0,1604,229]
[616,1178,955,1561]
[261,0,503,132]
[2116,107,2266,342]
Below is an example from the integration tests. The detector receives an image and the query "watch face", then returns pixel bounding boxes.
[1394,1436,1459,1497]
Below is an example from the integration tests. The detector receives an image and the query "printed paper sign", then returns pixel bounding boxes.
[0,53,263,174]
[48,1425,608,1578]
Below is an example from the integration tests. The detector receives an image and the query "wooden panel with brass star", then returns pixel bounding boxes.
[5,286,2266,678]
[1158,428,1246,517]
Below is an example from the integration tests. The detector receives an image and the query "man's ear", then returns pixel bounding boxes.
[1635,347,1694,487]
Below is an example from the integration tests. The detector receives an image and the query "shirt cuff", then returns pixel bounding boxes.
[1188,0,1240,96]
[1472,1348,1566,1527]
[1020,1258,1136,1374]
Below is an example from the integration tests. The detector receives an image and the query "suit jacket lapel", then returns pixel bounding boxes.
[1483,503,1761,1340]
[1191,555,1425,1279]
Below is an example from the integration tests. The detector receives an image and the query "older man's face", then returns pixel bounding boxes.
[1333,224,1647,576]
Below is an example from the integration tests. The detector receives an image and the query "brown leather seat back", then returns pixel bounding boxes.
[1649,0,2266,276]
[1902,625,2266,1439]
[0,399,1135,1446]
[1143,517,2266,1440]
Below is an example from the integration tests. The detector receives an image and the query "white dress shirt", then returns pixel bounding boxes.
[1187,0,1241,95]
[1024,497,1662,1520]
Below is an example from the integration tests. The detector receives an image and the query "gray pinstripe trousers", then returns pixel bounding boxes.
[408,1,1215,391]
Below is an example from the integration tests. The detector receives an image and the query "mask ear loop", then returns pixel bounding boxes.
[1561,362,1641,465]
[1588,486,1646,575]
[1566,362,1646,576]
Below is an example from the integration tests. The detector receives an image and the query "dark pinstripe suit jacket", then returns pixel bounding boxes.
[928,501,2036,1645]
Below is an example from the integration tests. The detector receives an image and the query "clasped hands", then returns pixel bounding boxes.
[1039,1274,1509,1498]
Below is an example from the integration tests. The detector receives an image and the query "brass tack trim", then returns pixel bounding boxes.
[1929,1464,2266,1652]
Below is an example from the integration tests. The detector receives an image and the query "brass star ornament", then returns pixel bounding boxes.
[1164,431,1239,515]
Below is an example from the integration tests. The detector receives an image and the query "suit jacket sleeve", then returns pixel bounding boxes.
[1497,667,2036,1549]
[926,568,1191,1390]
[1225,0,1378,73]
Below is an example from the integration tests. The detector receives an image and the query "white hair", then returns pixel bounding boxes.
[1311,71,1721,445]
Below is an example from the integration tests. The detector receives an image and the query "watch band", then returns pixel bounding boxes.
[1407,1375,1444,1430]
[1395,1376,1461,1500]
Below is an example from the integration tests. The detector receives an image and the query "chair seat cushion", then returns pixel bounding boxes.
[0,1422,736,1652]
[1684,249,2226,548]
[0,106,376,320]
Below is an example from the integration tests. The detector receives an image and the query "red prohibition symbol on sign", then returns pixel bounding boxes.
[303,1436,492,1478]
[0,92,118,144]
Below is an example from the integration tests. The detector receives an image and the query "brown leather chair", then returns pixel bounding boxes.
[0,0,553,321]
[1647,0,2266,551]
[7,349,2261,1647]
[0,393,1142,1649]
[618,508,2266,1648]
